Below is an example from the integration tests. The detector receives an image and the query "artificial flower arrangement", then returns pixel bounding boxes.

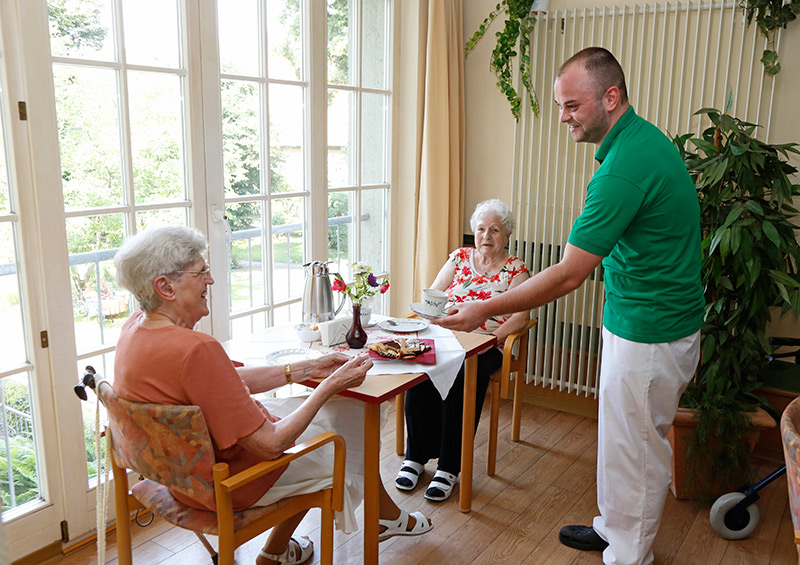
[332,262,390,305]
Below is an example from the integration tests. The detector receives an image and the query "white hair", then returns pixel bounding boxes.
[469,199,515,235]
[114,226,208,311]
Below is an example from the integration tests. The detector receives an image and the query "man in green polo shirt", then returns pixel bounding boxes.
[438,47,703,564]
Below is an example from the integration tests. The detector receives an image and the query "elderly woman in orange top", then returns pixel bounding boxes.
[395,199,531,502]
[112,226,431,565]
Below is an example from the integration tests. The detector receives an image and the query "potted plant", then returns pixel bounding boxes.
[669,104,800,499]
[465,0,539,120]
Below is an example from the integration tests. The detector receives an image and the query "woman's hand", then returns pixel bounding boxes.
[306,353,350,381]
[322,353,372,393]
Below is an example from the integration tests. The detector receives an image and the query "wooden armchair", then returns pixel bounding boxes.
[781,394,800,563]
[96,380,345,565]
[486,317,537,476]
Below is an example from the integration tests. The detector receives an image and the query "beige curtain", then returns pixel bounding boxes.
[412,0,466,299]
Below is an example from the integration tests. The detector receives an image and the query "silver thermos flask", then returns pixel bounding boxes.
[302,261,345,323]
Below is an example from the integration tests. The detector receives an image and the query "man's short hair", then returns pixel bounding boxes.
[558,47,628,102]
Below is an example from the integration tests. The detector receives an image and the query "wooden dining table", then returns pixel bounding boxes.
[221,325,496,564]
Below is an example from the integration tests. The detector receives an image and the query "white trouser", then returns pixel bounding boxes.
[592,327,700,565]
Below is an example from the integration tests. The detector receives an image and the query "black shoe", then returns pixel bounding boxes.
[558,525,609,551]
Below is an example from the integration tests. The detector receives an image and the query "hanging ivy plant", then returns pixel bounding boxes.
[465,0,539,121]
[744,0,800,75]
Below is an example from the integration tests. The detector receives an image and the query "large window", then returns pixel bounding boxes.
[0,0,392,553]
[220,0,392,338]
[49,0,190,480]
[328,0,390,280]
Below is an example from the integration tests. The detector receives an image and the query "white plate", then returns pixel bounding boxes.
[378,318,430,333]
[265,348,323,365]
[408,302,447,320]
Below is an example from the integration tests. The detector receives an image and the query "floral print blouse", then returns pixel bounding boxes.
[444,247,529,335]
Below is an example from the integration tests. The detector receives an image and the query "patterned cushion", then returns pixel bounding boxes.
[99,381,216,510]
[131,480,288,534]
[780,396,800,556]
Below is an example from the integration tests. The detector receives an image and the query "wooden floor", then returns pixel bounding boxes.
[45,396,797,565]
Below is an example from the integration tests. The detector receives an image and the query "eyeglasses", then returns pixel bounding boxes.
[171,264,211,278]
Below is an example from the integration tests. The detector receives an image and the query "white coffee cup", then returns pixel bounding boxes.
[420,288,447,316]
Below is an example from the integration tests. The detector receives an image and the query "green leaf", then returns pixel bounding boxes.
[725,86,734,113]
[762,221,781,247]
[744,200,764,215]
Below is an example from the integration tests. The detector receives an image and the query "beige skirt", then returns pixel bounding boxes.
[251,394,388,534]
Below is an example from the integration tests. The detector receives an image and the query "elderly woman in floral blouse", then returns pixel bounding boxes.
[396,199,531,502]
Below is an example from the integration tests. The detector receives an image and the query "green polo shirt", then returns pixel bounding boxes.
[567,106,704,343]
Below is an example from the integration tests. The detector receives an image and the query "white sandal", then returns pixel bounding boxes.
[258,536,313,564]
[378,508,433,541]
[395,460,424,491]
[424,470,458,502]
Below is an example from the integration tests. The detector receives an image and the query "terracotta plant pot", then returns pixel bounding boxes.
[668,406,777,500]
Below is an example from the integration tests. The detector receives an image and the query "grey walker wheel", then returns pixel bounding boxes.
[709,491,760,540]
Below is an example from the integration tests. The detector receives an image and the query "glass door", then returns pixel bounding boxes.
[0,0,67,556]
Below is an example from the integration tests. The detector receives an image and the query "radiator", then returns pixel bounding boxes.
[510,1,777,398]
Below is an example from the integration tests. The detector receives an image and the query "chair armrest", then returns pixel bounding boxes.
[497,318,537,397]
[501,317,538,352]
[217,432,346,494]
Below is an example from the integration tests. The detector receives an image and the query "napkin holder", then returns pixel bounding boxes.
[319,317,352,346]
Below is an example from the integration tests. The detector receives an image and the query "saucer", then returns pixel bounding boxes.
[409,302,447,320]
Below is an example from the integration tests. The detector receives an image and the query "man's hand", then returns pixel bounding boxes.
[434,301,487,332]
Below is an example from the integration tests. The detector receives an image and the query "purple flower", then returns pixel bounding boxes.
[367,273,379,287]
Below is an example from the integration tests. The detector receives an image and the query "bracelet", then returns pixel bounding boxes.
[284,363,293,385]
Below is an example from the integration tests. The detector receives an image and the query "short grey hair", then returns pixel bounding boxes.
[469,199,515,236]
[114,226,208,311]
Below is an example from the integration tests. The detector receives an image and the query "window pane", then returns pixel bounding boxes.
[1,373,41,510]
[273,302,301,327]
[231,312,269,341]
[328,191,352,280]
[53,65,123,211]
[135,208,188,231]
[128,72,186,205]
[271,197,305,303]
[0,224,26,368]
[328,89,354,187]
[327,0,353,86]
[218,0,260,76]
[66,215,129,352]
[222,79,263,198]
[229,204,266,311]
[362,0,387,89]
[361,93,387,185]
[360,188,387,273]
[121,0,180,68]
[267,0,302,81]
[270,84,304,194]
[48,0,115,61]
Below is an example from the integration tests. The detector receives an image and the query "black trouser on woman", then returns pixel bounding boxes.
[404,347,503,475]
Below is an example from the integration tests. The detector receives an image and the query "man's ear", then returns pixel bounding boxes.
[603,86,621,112]
[153,275,176,302]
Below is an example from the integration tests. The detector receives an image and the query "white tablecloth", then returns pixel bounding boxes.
[230,317,467,401]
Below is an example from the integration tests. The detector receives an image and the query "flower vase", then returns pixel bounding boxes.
[346,303,368,349]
